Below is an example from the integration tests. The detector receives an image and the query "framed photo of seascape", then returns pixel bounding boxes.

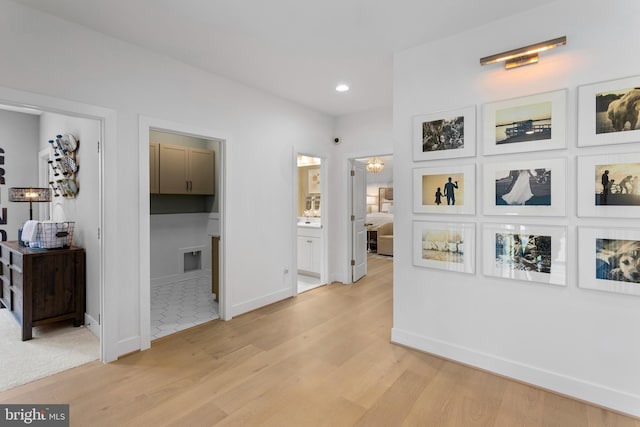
[483,223,567,286]
[483,158,566,216]
[482,89,567,156]
[577,153,640,218]
[413,164,476,215]
[413,106,476,161]
[412,221,476,274]
[578,227,640,297]
[578,75,640,147]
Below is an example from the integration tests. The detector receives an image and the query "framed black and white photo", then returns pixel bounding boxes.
[578,75,640,147]
[413,221,475,274]
[577,153,640,218]
[413,164,475,215]
[483,158,566,216]
[578,227,640,297]
[483,223,567,286]
[482,89,567,156]
[413,106,476,161]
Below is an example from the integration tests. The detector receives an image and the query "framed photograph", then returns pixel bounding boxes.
[577,153,640,218]
[308,168,320,193]
[413,221,475,274]
[578,227,640,296]
[482,89,567,156]
[483,223,567,286]
[413,164,475,215]
[413,106,476,161]
[578,75,640,147]
[483,158,566,216]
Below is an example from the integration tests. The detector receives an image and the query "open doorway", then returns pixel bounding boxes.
[350,154,393,282]
[0,97,106,388]
[138,116,228,350]
[295,154,327,294]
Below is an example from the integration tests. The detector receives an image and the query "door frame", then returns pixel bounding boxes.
[292,149,328,296]
[138,116,230,351]
[0,85,116,361]
[346,152,393,284]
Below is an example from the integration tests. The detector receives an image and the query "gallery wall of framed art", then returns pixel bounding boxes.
[393,3,640,416]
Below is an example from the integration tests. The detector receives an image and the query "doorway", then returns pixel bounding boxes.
[349,154,394,283]
[138,116,228,350]
[0,90,110,362]
[295,153,327,294]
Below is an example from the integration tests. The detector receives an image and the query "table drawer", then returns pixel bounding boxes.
[10,268,23,291]
[9,251,23,270]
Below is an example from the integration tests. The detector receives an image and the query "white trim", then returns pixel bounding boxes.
[231,288,293,317]
[84,313,100,339]
[151,270,209,288]
[118,336,141,357]
[391,327,640,418]
[0,85,116,362]
[139,115,231,352]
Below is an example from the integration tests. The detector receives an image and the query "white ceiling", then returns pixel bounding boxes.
[14,0,553,117]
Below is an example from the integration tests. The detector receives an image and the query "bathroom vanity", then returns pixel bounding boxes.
[297,222,322,276]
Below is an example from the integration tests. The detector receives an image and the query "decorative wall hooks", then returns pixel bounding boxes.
[48,133,79,198]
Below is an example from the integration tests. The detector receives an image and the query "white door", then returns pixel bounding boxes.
[351,160,367,282]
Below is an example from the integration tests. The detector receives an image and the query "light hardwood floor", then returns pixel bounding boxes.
[1,257,638,426]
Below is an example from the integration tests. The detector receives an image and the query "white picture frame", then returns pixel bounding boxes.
[577,153,640,218]
[578,75,640,147]
[578,227,640,297]
[482,89,567,156]
[413,106,476,161]
[413,164,476,215]
[413,221,476,274]
[482,223,567,286]
[483,158,566,216]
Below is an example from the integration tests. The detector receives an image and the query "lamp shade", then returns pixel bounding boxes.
[9,187,51,203]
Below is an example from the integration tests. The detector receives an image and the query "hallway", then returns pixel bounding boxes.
[0,257,635,426]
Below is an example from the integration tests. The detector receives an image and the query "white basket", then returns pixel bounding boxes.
[30,222,75,249]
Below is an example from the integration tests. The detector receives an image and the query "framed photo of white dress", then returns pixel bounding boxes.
[483,158,566,216]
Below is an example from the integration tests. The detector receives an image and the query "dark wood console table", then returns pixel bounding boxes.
[0,241,85,341]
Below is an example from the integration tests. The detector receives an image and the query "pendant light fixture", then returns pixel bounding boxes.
[366,157,384,173]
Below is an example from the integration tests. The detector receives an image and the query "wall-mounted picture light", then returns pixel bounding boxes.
[480,36,566,70]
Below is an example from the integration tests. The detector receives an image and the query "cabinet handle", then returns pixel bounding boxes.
[186,181,189,191]
[190,180,193,191]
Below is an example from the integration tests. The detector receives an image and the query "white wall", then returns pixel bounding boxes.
[0,0,333,355]
[38,112,101,329]
[328,108,394,283]
[393,0,640,416]
[0,109,39,240]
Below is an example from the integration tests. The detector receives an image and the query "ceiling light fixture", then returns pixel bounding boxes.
[336,84,350,92]
[366,157,384,174]
[480,36,566,70]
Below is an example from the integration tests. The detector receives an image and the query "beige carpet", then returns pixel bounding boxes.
[0,308,99,392]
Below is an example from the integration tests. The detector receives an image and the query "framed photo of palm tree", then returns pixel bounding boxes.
[413,106,476,161]
[483,158,566,216]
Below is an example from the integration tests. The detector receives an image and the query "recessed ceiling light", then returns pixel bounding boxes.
[336,84,349,92]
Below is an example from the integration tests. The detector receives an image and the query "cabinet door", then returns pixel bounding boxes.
[297,236,314,272]
[189,148,215,195]
[310,237,321,275]
[149,143,159,194]
[159,144,189,194]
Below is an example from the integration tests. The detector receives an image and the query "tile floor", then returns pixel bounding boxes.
[150,276,219,340]
[297,273,323,294]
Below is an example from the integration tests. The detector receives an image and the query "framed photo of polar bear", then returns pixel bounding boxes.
[413,221,475,274]
[578,227,640,297]
[578,75,640,147]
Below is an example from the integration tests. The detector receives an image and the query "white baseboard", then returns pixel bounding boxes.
[391,327,640,418]
[117,335,141,358]
[84,313,100,338]
[231,288,292,317]
[151,269,210,288]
